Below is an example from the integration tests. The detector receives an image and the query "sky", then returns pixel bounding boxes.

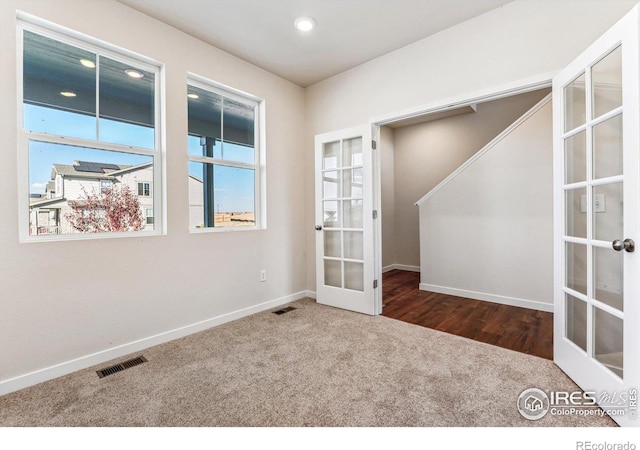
[27,104,255,213]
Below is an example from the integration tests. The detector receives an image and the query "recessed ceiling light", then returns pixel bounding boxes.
[124,69,144,79]
[80,59,95,68]
[187,93,199,99]
[294,17,316,32]
[60,91,76,97]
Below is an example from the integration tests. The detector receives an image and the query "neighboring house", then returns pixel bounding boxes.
[188,174,204,229]
[29,160,156,235]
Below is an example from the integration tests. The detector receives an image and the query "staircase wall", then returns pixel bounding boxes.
[389,89,549,268]
[418,97,553,311]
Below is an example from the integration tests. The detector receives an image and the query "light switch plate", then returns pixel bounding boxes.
[579,194,606,213]
[594,194,605,213]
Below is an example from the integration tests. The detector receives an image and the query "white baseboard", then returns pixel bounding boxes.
[303,290,317,299]
[419,283,554,313]
[382,264,420,273]
[0,291,309,396]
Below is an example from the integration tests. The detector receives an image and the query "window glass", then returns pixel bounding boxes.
[187,162,255,228]
[222,97,255,164]
[187,80,260,230]
[99,56,155,149]
[23,31,156,149]
[187,86,222,157]
[28,141,153,236]
[23,31,97,139]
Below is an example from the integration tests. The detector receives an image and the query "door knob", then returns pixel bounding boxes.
[612,239,635,252]
[623,238,635,253]
[315,225,322,231]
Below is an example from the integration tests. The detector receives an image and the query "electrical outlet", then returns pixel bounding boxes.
[260,269,267,282]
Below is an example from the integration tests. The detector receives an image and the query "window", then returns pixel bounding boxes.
[137,182,151,197]
[187,76,262,230]
[20,22,162,240]
[100,180,112,194]
[145,209,154,225]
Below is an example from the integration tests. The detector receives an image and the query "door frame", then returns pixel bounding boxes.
[368,72,554,304]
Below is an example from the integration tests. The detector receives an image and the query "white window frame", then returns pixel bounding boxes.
[17,16,165,242]
[187,74,265,232]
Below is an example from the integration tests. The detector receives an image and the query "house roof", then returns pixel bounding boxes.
[29,196,66,208]
[106,162,153,177]
[51,161,132,180]
[50,160,152,180]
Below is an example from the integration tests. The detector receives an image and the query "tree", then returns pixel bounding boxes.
[65,184,145,233]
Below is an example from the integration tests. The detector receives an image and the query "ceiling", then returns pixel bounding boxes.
[117,0,512,87]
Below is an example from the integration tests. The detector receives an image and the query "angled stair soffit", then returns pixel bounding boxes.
[414,93,552,207]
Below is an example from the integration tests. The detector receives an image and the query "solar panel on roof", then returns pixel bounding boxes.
[73,161,120,173]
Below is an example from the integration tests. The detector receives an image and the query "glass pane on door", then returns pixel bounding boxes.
[565,131,586,184]
[566,293,587,352]
[565,187,587,238]
[324,230,341,258]
[344,262,364,292]
[324,260,341,288]
[592,46,622,119]
[593,247,623,311]
[566,242,587,295]
[593,114,623,179]
[323,141,339,169]
[564,73,586,131]
[323,201,340,228]
[594,307,623,379]
[343,137,363,166]
[592,183,623,242]
[323,171,340,198]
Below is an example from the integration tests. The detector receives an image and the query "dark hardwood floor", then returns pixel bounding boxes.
[382,270,554,360]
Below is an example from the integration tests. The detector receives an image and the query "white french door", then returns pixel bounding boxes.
[314,125,377,315]
[553,6,639,427]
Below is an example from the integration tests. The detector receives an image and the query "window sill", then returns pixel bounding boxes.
[189,225,263,234]
[20,229,164,244]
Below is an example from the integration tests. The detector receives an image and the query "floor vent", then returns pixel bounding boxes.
[272,306,296,315]
[97,356,147,378]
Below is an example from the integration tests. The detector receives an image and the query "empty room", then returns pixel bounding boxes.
[1,0,639,443]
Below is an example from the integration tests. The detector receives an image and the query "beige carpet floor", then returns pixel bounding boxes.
[0,298,614,427]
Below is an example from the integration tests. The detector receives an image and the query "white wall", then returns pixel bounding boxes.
[391,89,550,268]
[419,99,553,311]
[304,0,638,291]
[0,0,306,391]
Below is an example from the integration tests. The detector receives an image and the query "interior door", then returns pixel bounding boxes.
[553,6,639,427]
[314,125,377,315]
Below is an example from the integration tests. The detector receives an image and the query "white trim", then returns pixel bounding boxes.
[371,71,555,127]
[304,290,317,300]
[382,264,420,273]
[18,20,165,243]
[415,93,552,206]
[0,291,310,396]
[419,283,554,313]
[18,13,162,71]
[186,74,264,231]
